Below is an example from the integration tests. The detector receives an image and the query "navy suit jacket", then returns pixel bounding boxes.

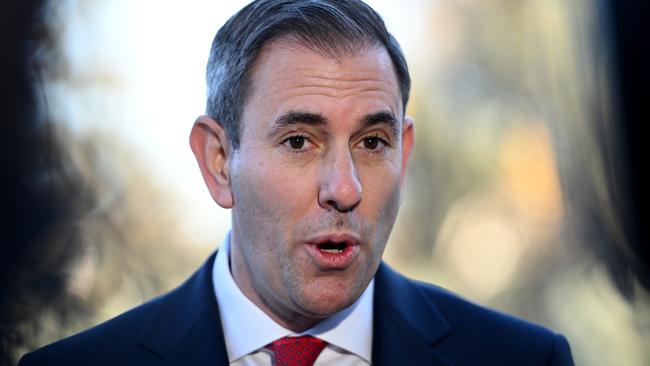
[20,253,574,365]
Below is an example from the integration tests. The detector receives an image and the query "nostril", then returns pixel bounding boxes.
[326,200,336,211]
[326,199,359,213]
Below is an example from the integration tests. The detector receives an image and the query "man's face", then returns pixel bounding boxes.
[227,39,413,330]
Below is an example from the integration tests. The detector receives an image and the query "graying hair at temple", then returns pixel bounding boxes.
[205,0,411,149]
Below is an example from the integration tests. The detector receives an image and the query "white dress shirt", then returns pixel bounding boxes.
[212,232,373,366]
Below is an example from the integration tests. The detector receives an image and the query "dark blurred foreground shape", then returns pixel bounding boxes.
[0,1,92,365]
[1,2,205,364]
[592,0,650,298]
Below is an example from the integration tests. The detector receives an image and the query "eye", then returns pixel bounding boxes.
[287,136,306,149]
[280,134,313,152]
[363,136,380,150]
[362,135,388,151]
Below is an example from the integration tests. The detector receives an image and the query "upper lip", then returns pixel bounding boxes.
[305,233,361,247]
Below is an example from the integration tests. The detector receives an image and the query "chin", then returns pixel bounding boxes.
[296,279,365,316]
[299,300,354,318]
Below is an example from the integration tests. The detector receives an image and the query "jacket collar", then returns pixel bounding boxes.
[372,262,454,366]
[135,254,453,365]
[137,253,229,365]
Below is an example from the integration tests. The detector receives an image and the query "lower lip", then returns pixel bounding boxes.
[304,243,360,269]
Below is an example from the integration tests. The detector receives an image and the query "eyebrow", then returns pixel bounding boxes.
[274,111,328,128]
[361,111,399,137]
[270,110,399,137]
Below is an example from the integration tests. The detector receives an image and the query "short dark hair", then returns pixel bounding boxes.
[205,0,411,149]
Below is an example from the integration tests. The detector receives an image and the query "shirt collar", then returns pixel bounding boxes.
[212,231,373,363]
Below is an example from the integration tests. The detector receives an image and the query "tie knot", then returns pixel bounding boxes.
[266,335,327,366]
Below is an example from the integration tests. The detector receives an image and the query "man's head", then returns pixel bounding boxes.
[190,0,414,331]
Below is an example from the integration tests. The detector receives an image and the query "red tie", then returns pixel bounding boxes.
[266,335,328,366]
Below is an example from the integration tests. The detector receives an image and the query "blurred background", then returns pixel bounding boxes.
[2,0,649,365]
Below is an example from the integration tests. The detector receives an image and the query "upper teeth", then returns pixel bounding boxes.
[320,248,343,254]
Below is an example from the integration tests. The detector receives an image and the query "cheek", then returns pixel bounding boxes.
[361,165,402,211]
[359,167,402,242]
[231,156,314,237]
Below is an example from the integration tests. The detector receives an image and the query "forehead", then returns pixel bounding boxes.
[242,38,403,126]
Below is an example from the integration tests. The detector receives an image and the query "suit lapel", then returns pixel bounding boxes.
[134,255,453,365]
[136,253,229,365]
[372,262,454,366]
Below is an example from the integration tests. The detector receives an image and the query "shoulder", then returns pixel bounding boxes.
[417,278,560,342]
[19,254,221,366]
[375,263,574,365]
[19,295,165,366]
[420,280,573,365]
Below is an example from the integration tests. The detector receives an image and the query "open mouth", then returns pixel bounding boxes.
[305,233,360,269]
[317,241,348,254]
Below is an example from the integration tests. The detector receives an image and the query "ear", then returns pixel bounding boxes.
[189,115,234,208]
[400,116,415,181]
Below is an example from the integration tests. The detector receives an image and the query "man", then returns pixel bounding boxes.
[20,0,574,365]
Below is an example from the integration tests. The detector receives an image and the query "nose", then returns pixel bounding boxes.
[318,148,362,212]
